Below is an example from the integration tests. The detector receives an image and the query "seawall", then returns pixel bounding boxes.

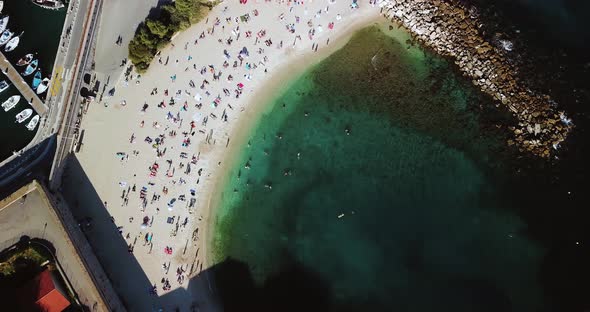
[379,0,572,158]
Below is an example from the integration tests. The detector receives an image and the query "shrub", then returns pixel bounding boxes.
[128,0,217,73]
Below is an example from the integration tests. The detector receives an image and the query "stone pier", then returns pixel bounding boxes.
[379,0,572,157]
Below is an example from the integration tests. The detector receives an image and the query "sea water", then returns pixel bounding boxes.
[211,25,545,311]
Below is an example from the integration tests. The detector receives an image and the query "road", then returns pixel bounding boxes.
[49,0,102,190]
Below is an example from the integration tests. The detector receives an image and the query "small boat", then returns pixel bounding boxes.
[32,71,42,89]
[23,59,38,76]
[0,80,8,93]
[4,32,21,52]
[2,95,21,112]
[32,0,65,10]
[37,78,50,94]
[16,108,33,123]
[0,16,7,34]
[17,53,34,66]
[26,115,40,131]
[0,29,12,46]
[0,2,4,14]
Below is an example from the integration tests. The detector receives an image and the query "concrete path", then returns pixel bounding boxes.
[0,181,121,311]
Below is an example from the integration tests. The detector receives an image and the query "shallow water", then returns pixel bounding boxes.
[212,25,546,311]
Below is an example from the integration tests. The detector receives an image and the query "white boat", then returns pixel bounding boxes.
[0,2,4,14]
[0,29,12,46]
[0,16,7,34]
[26,115,40,131]
[0,80,8,93]
[32,0,65,10]
[37,78,50,94]
[4,32,21,52]
[16,108,33,123]
[2,95,21,112]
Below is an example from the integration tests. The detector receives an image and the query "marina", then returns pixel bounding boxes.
[0,0,65,161]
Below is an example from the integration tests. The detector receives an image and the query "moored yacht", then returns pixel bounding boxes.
[0,15,7,34]
[26,115,40,131]
[4,31,21,52]
[17,53,34,66]
[32,0,65,10]
[23,59,38,76]
[0,80,8,93]
[32,71,42,89]
[0,28,12,46]
[2,95,20,112]
[37,77,50,94]
[16,108,33,123]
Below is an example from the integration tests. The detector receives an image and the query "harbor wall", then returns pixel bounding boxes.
[380,0,572,157]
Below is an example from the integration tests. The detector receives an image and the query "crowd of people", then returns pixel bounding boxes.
[97,0,373,308]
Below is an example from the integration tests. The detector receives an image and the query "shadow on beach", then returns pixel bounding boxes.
[59,152,343,311]
[60,154,213,311]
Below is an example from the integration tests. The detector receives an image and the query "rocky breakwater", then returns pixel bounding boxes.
[379,0,573,158]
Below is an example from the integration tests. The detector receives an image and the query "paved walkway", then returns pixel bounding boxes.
[0,51,48,116]
[0,180,123,311]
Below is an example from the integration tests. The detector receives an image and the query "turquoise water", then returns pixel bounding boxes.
[212,26,545,311]
[0,0,66,160]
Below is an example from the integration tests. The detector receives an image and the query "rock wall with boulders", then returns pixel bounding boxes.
[378,0,573,158]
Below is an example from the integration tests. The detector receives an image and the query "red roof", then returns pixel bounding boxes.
[17,269,70,312]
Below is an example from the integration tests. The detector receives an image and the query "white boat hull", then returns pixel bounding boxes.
[2,95,21,112]
[26,115,40,131]
[37,78,50,94]
[16,108,33,123]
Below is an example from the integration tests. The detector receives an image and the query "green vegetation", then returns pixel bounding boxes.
[129,0,217,72]
[0,243,54,305]
[0,244,51,277]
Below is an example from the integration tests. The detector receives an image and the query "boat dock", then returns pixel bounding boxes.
[0,51,48,116]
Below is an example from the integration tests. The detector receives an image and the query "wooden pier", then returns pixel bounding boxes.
[0,51,49,116]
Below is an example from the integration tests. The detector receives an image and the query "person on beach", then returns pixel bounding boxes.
[93,0,361,302]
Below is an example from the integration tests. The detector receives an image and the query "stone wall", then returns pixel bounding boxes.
[379,0,573,158]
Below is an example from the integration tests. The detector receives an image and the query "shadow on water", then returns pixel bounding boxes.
[211,256,336,312]
[60,152,372,311]
[210,256,518,312]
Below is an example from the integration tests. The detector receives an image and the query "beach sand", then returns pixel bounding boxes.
[74,0,382,310]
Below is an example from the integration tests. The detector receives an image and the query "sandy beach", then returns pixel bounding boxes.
[74,0,382,310]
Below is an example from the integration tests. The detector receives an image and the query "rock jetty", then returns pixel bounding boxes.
[379,0,573,158]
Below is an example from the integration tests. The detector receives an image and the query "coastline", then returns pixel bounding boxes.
[72,0,581,309]
[379,0,573,158]
[203,11,383,269]
[73,1,382,310]
[204,18,429,265]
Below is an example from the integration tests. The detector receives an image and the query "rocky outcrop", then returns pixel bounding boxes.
[379,0,573,158]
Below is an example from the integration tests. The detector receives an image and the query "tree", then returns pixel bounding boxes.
[146,19,170,39]
[128,0,218,72]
